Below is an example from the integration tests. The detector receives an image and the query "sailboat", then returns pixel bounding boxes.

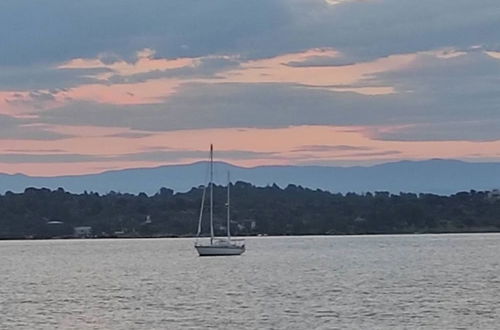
[194,145,246,256]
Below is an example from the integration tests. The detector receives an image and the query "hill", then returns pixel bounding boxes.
[0,159,499,195]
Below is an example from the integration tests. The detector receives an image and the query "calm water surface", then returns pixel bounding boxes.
[1,234,499,329]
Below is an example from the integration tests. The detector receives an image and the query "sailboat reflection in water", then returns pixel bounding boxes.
[194,145,246,256]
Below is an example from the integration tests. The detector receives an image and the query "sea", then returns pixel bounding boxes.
[1,234,499,329]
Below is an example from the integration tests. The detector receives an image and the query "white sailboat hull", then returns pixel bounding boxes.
[195,245,245,256]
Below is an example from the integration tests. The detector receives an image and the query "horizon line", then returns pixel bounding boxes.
[0,158,496,178]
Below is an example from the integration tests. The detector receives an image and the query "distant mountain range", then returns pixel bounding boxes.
[0,159,499,195]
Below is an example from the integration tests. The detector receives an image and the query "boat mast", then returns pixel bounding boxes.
[210,144,214,244]
[196,185,206,237]
[227,171,231,240]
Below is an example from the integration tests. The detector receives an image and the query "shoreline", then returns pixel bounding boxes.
[2,229,500,241]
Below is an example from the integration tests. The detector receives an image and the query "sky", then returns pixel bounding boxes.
[1,0,500,176]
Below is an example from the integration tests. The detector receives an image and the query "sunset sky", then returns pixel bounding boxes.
[1,0,500,176]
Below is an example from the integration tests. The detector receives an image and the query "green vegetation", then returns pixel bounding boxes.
[1,183,500,239]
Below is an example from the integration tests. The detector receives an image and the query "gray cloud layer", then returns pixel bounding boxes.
[2,0,500,143]
[0,0,291,66]
[0,114,68,140]
[35,83,409,130]
[1,0,499,66]
[0,66,108,90]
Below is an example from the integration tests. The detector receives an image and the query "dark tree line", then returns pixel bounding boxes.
[0,183,499,239]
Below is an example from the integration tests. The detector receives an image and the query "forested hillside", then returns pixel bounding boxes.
[1,183,499,239]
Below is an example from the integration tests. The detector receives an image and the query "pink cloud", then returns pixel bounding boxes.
[54,48,417,107]
[1,47,420,112]
[64,79,181,105]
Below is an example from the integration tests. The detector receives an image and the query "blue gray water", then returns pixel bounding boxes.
[1,234,499,329]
